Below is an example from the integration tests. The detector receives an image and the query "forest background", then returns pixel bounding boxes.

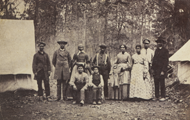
[1,0,190,64]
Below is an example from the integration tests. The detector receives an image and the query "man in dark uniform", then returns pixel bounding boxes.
[92,44,111,99]
[152,37,169,101]
[32,42,52,101]
[52,40,71,101]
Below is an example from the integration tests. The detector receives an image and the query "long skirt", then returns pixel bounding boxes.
[129,64,152,100]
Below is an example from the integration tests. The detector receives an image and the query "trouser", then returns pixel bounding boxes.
[37,70,50,97]
[154,75,166,98]
[101,74,108,97]
[93,87,102,101]
[72,89,85,101]
[57,79,67,100]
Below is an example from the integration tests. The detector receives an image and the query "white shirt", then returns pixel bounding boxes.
[141,48,154,65]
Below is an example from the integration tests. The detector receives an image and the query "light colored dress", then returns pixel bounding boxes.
[129,53,153,100]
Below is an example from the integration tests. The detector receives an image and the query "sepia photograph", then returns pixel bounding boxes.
[0,0,190,120]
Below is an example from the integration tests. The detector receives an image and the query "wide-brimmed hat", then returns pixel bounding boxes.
[38,41,46,46]
[143,39,150,44]
[57,40,68,44]
[99,43,107,48]
[155,37,166,44]
[91,65,100,70]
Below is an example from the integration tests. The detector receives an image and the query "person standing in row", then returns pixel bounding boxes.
[52,40,71,101]
[92,44,111,99]
[130,45,152,101]
[71,44,90,77]
[141,39,155,98]
[32,42,52,101]
[152,37,169,101]
[115,44,132,100]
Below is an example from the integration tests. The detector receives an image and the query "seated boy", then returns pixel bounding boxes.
[89,66,104,105]
[69,64,89,106]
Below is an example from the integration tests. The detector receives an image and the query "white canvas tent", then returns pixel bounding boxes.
[0,19,38,92]
[170,39,190,84]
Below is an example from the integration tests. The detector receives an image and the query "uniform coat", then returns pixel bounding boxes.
[32,51,51,80]
[152,47,169,78]
[52,49,71,80]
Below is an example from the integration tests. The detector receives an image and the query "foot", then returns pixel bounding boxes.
[159,98,166,102]
[56,98,61,101]
[152,98,158,101]
[47,96,53,102]
[80,100,84,106]
[97,101,101,105]
[39,96,43,102]
[72,101,76,104]
[92,101,96,105]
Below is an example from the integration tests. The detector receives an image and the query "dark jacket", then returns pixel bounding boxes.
[152,47,169,78]
[32,51,51,80]
[52,49,71,80]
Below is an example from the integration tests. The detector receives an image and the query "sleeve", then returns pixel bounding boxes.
[143,56,149,73]
[32,54,37,74]
[127,54,132,68]
[52,51,57,67]
[73,54,77,61]
[67,52,71,68]
[92,55,97,66]
[82,73,90,90]
[69,74,75,86]
[100,75,104,87]
[47,54,51,72]
[85,54,89,63]
[88,75,96,87]
[161,49,169,73]
[115,54,119,64]
[107,56,111,73]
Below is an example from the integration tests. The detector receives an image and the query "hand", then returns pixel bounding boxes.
[161,71,164,75]
[34,72,37,76]
[120,68,124,72]
[48,71,51,76]
[73,85,77,90]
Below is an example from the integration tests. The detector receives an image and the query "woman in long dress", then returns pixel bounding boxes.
[129,45,153,100]
[115,44,132,100]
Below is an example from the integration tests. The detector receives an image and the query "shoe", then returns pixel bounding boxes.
[92,101,96,105]
[56,98,61,101]
[159,98,166,102]
[152,98,158,101]
[97,101,101,105]
[72,101,76,104]
[80,100,84,106]
[47,96,53,102]
[39,96,43,101]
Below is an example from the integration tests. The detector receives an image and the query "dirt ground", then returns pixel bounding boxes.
[0,79,190,120]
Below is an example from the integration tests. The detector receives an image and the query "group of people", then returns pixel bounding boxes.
[32,37,169,106]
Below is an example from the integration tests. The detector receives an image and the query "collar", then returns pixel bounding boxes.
[77,50,85,55]
[38,51,44,55]
[158,47,163,50]
[60,48,65,51]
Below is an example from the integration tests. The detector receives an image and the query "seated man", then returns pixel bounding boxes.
[89,66,104,105]
[69,64,89,106]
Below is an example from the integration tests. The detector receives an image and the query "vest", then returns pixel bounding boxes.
[92,74,101,86]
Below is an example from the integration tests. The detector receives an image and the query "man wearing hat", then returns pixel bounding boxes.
[92,44,111,99]
[32,42,52,101]
[69,64,89,106]
[89,65,104,105]
[52,40,71,101]
[152,37,169,101]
